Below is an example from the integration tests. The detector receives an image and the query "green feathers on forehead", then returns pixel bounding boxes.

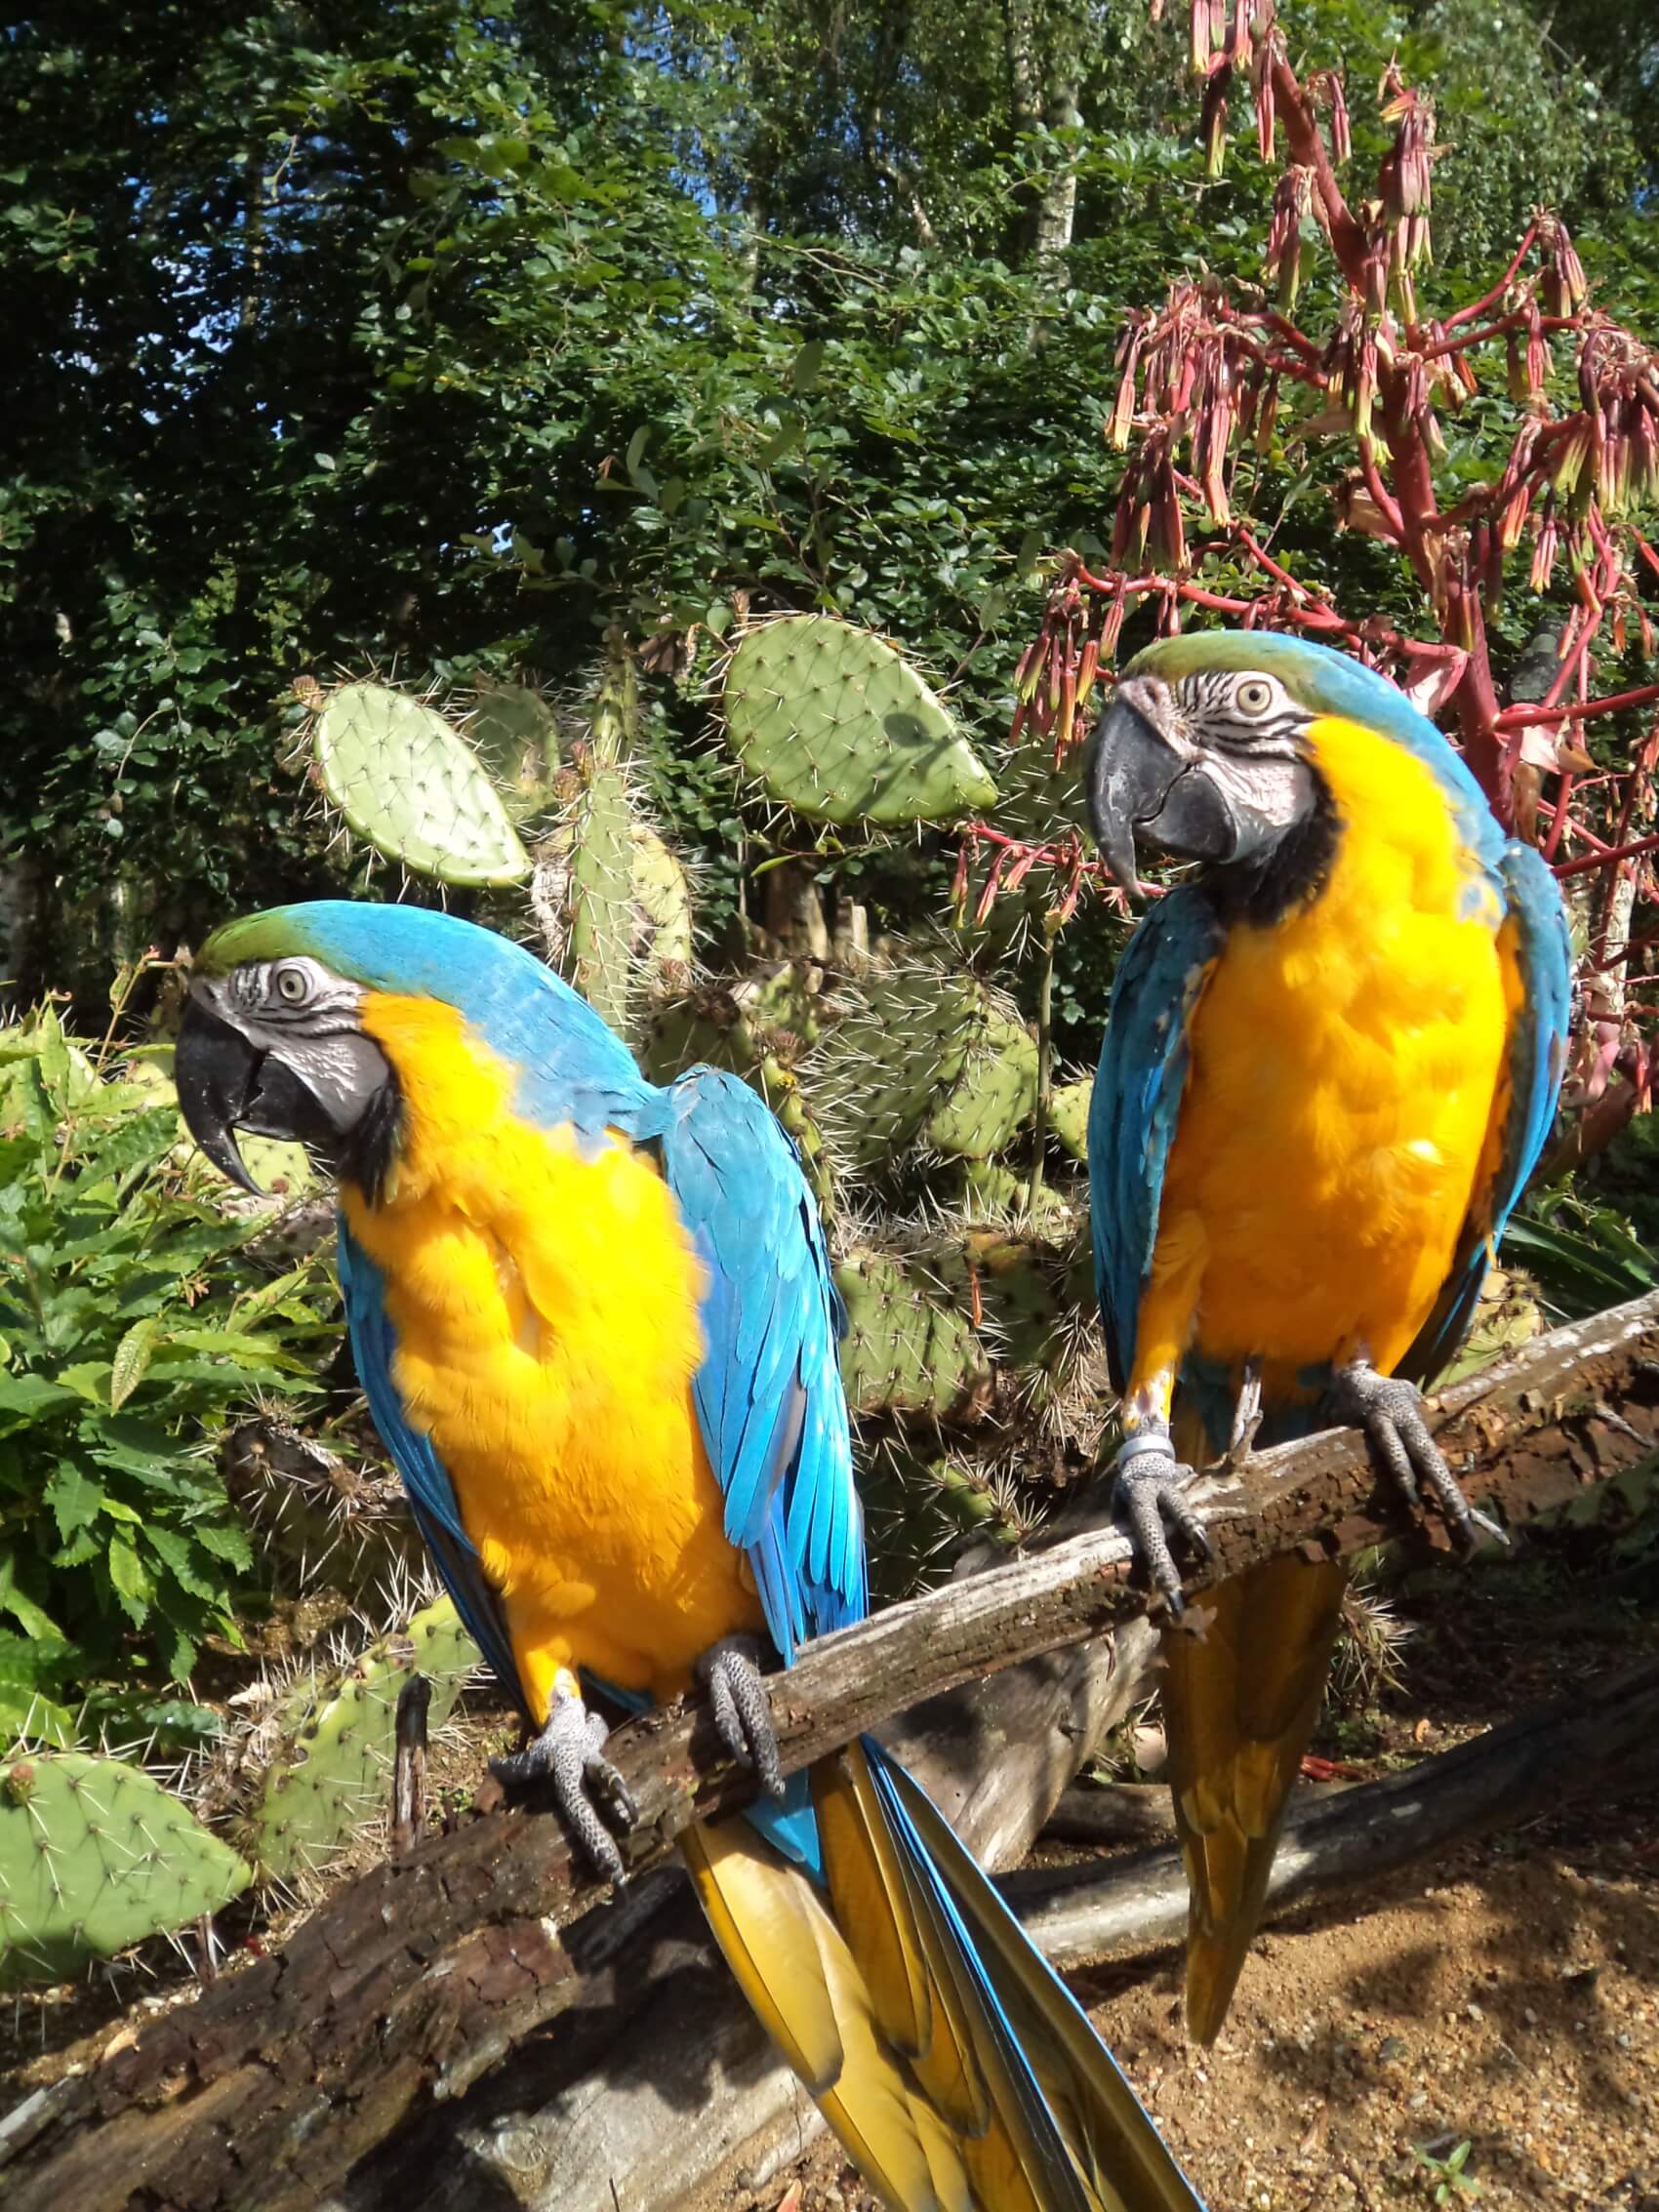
[193,908,321,978]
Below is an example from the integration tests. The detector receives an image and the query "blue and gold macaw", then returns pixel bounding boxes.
[1084,631,1571,2042]
[175,900,1203,2212]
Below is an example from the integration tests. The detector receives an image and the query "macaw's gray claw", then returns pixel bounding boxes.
[1330,1361,1509,1553]
[697,1634,785,1797]
[1113,1436,1211,1614]
[490,1677,637,1883]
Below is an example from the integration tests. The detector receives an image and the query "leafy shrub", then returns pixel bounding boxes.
[0,1003,338,1738]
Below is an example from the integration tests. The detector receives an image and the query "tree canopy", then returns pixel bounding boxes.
[4,0,1652,1015]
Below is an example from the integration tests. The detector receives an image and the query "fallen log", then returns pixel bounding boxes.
[1042,1780,1180,1846]
[2,1289,1655,2212]
[340,1623,1165,2212]
[1006,1651,1659,1967]
[341,1653,1659,2212]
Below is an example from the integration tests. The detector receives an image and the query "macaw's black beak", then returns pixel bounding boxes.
[1084,693,1241,897]
[175,997,332,1196]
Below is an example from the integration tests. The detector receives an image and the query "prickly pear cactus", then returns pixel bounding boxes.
[809,970,984,1171]
[466,683,561,821]
[924,1004,1039,1160]
[0,1753,252,1987]
[310,681,532,887]
[1047,1078,1092,1165]
[246,1599,480,1887]
[630,825,694,982]
[723,617,997,826]
[564,758,637,1034]
[960,1159,1071,1231]
[834,1252,991,1420]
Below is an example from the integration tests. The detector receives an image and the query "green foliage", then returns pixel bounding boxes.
[1505,1192,1657,1319]
[0,1009,335,1702]
[722,617,996,826]
[311,681,532,888]
[245,1599,480,1887]
[2,0,1647,1007]
[0,1750,252,1987]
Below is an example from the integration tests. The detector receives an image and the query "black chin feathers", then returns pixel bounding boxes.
[341,1062,405,1207]
[1205,783,1341,927]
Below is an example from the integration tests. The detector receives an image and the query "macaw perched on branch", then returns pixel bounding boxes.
[175,901,1202,2212]
[1085,631,1571,2043]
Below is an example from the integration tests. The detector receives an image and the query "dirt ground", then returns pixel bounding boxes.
[761,1810,1659,2211]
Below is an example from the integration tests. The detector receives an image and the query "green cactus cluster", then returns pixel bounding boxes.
[722,616,997,826]
[834,1251,993,1421]
[243,1599,480,1887]
[0,1753,252,1988]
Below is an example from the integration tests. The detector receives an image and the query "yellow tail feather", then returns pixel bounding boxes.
[682,1743,1204,2212]
[1160,1552,1348,2043]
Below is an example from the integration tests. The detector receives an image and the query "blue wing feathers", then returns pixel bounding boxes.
[336,1223,525,1709]
[659,1067,865,1661]
[1088,889,1223,1388]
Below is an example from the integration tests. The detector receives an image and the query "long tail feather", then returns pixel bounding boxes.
[682,1743,1206,2212]
[870,1746,1206,2212]
[1160,1552,1348,2042]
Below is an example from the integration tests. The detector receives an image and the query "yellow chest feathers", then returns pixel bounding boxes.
[340,996,758,1706]
[1153,715,1515,1382]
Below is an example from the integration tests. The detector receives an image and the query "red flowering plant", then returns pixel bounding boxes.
[959,0,1659,1171]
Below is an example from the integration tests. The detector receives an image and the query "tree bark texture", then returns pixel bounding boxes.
[2,1290,1655,2210]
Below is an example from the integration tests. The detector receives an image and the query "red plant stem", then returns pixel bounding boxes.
[1442,224,1538,330]
[1356,435,1407,540]
[1544,772,1576,863]
[1555,830,1659,880]
[1270,54,1370,292]
[1252,307,1326,367]
[1499,682,1659,729]
[1420,310,1577,360]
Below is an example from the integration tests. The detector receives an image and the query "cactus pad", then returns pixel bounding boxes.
[312,682,531,886]
[723,617,996,825]
[466,684,561,821]
[0,1753,252,1987]
[630,824,693,979]
[1047,1079,1092,1164]
[247,1599,480,1886]
[565,759,637,1034]
[925,1005,1039,1159]
[809,970,984,1169]
[834,1252,991,1420]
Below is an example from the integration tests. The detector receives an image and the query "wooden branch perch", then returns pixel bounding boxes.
[3,1291,1656,2212]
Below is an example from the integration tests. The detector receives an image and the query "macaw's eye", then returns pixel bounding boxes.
[274,964,310,1006]
[1234,678,1275,717]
